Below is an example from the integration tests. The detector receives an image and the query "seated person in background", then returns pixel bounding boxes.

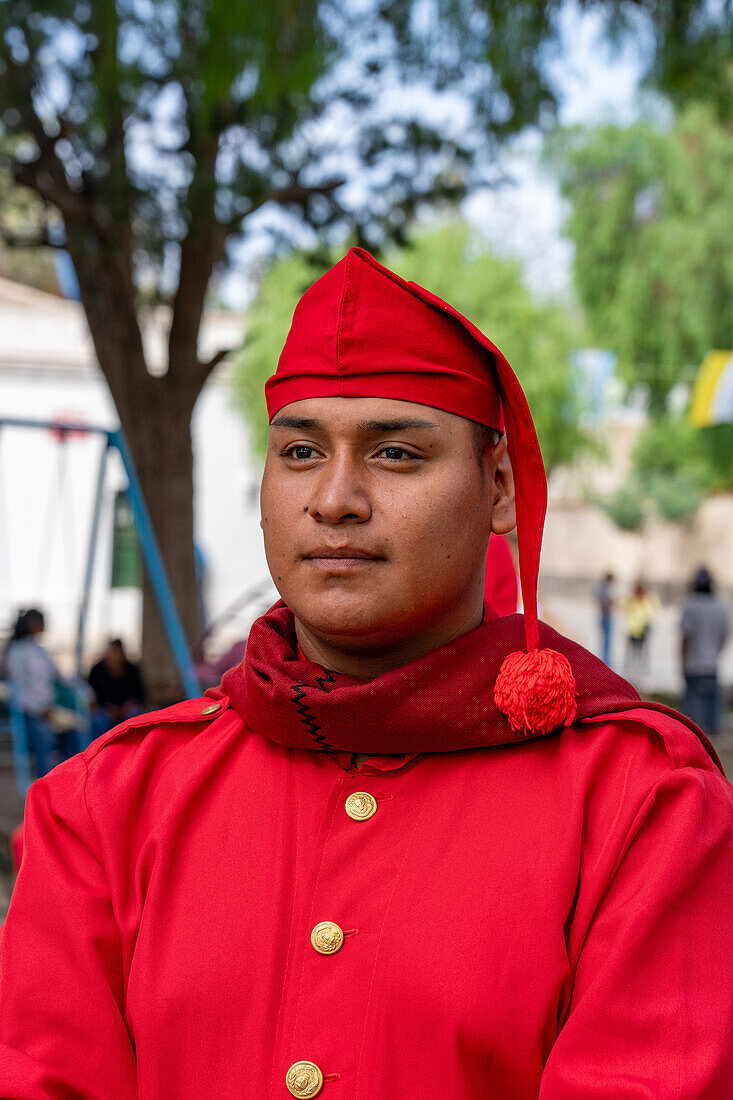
[3,608,81,778]
[88,639,145,736]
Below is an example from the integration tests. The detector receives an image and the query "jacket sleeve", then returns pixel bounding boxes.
[540,764,733,1099]
[0,754,137,1098]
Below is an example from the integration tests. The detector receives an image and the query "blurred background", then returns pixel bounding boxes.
[0,0,731,853]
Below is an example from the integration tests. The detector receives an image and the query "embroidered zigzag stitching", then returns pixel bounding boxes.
[314,669,337,692]
[290,680,333,751]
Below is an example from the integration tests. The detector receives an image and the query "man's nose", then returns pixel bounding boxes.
[306,454,371,524]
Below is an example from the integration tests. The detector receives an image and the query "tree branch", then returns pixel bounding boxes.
[0,60,76,200]
[11,158,108,235]
[168,132,226,380]
[199,346,236,377]
[226,175,347,230]
[0,56,110,238]
[269,177,346,207]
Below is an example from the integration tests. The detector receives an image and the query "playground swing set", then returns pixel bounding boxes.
[0,415,200,799]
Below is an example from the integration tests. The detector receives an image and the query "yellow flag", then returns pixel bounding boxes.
[689,350,733,426]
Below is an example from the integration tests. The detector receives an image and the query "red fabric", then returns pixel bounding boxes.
[1,611,731,1098]
[494,647,578,735]
[9,825,23,874]
[484,533,518,616]
[266,247,503,430]
[219,601,721,760]
[265,247,547,655]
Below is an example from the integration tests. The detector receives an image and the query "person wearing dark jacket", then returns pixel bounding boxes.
[88,639,145,735]
[681,566,730,735]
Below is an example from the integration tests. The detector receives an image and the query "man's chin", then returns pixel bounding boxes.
[289,596,402,645]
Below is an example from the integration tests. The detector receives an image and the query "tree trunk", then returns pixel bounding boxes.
[66,230,204,704]
[118,381,202,705]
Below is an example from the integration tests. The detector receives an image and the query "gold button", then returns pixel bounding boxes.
[286,1061,323,1097]
[345,791,377,821]
[200,702,221,716]
[311,921,344,955]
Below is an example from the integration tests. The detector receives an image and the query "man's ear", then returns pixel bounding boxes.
[489,438,516,535]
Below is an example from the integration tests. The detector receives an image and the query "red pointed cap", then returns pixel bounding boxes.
[265,246,547,658]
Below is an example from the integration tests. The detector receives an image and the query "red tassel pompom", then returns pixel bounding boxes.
[494,648,577,736]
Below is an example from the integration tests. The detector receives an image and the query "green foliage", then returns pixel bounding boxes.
[599,486,645,532]
[0,0,582,293]
[645,472,704,524]
[0,146,60,292]
[696,424,733,490]
[634,417,733,507]
[549,106,733,415]
[233,250,335,458]
[646,25,733,121]
[1,1,730,298]
[233,223,589,474]
[631,417,707,488]
[596,417,733,530]
[0,242,58,293]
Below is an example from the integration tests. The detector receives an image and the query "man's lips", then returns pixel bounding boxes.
[303,546,383,561]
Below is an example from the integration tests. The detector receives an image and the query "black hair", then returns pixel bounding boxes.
[692,567,714,594]
[1,608,45,680]
[10,608,44,641]
[471,421,503,467]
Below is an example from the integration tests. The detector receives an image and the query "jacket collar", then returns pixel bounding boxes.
[220,602,642,755]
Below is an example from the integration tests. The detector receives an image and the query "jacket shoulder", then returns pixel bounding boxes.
[580,703,726,778]
[83,693,233,765]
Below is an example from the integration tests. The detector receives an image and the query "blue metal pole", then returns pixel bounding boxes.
[109,429,200,699]
[0,416,108,436]
[74,438,109,678]
[8,702,32,801]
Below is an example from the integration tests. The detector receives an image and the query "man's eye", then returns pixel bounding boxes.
[285,445,317,460]
[378,446,414,461]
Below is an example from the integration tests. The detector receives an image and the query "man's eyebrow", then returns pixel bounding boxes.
[269,415,438,432]
[270,416,322,430]
[357,418,438,432]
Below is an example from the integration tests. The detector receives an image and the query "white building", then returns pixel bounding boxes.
[0,277,275,672]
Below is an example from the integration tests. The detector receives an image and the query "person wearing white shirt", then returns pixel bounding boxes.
[4,609,80,777]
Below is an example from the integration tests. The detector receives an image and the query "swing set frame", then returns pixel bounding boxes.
[0,416,200,698]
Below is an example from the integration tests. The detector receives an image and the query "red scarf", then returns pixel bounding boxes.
[216,602,718,761]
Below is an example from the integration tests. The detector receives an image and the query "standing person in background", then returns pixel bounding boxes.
[3,609,80,778]
[681,567,730,736]
[87,639,146,737]
[595,571,615,667]
[623,581,659,678]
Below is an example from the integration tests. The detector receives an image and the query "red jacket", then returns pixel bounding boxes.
[484,533,518,616]
[0,608,731,1098]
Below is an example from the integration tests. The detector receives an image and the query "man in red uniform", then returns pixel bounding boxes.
[0,248,731,1098]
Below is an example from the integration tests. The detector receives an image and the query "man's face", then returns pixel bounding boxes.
[260,396,515,659]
